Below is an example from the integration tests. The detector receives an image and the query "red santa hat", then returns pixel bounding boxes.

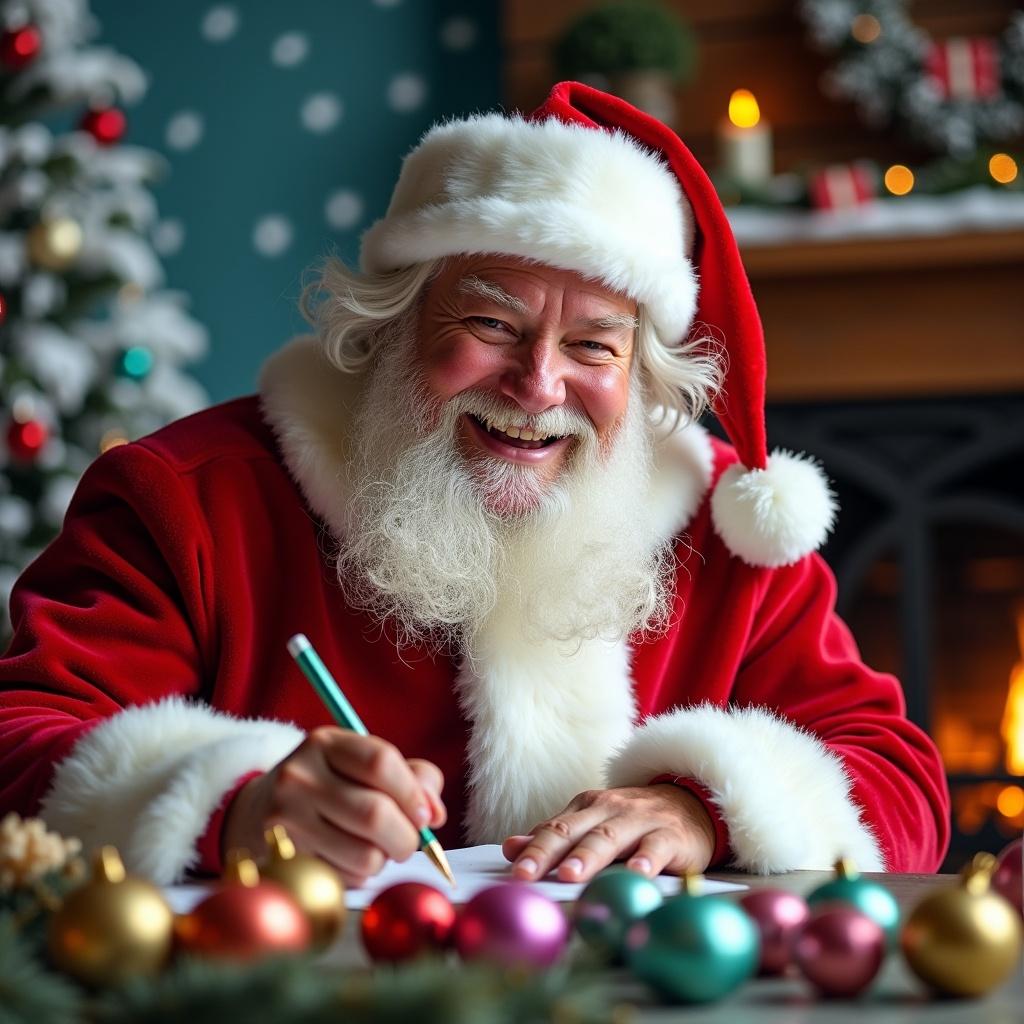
[361,81,835,568]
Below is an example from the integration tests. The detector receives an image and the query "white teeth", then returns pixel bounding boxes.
[505,425,522,439]
[479,414,557,443]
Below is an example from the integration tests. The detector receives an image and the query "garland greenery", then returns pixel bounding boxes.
[798,0,1024,156]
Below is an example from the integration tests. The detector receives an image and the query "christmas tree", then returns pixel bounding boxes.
[0,0,208,631]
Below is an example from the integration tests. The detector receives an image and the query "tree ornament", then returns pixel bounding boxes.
[792,904,886,997]
[901,851,1024,997]
[0,290,7,326]
[258,825,345,949]
[624,873,759,1004]
[806,857,901,947]
[573,866,663,961]
[361,880,455,963]
[6,417,49,463]
[992,837,1022,918]
[738,887,810,975]
[454,883,569,969]
[0,25,42,69]
[79,106,127,146]
[925,37,1001,102]
[174,851,311,962]
[114,345,155,381]
[26,218,83,271]
[47,846,174,988]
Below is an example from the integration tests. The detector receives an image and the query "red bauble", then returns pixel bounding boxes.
[361,882,455,962]
[174,878,311,961]
[0,25,41,69]
[738,888,810,975]
[993,837,1023,918]
[0,290,7,325]
[793,905,886,998]
[79,107,127,146]
[6,418,48,462]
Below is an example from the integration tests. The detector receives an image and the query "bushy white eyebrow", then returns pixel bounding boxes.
[456,275,529,314]
[586,312,639,332]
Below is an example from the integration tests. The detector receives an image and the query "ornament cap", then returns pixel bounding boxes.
[224,848,261,887]
[95,845,126,884]
[680,872,703,896]
[833,856,859,880]
[265,824,296,861]
[962,851,997,894]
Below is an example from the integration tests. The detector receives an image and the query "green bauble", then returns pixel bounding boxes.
[574,867,663,960]
[624,875,759,1004]
[807,858,901,947]
[115,345,154,381]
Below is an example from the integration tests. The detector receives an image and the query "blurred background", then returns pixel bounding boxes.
[1,0,1022,870]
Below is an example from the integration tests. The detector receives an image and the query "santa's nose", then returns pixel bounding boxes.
[499,338,566,413]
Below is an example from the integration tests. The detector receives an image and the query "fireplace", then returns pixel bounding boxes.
[767,395,1024,870]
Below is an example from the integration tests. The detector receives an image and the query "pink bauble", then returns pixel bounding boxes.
[993,838,1023,918]
[739,888,810,975]
[454,883,569,969]
[793,905,886,997]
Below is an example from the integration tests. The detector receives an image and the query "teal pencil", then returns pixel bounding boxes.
[286,632,455,887]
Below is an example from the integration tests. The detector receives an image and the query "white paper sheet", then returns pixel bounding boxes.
[345,845,746,909]
[164,845,746,913]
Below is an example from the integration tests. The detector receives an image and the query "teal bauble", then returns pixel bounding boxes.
[624,875,759,1004]
[115,345,154,381]
[574,867,664,960]
[807,858,901,947]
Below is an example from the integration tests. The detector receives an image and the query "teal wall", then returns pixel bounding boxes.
[89,1,501,402]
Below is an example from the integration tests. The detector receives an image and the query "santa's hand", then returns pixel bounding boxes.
[501,784,714,884]
[222,727,446,887]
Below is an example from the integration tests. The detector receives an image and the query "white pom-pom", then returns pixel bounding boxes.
[710,449,837,568]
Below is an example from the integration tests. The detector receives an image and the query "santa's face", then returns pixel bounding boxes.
[416,255,637,510]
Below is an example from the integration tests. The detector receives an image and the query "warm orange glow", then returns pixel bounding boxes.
[997,785,1024,818]
[728,90,761,129]
[851,14,882,44]
[99,429,129,453]
[1001,610,1024,774]
[989,153,1019,185]
[884,165,915,196]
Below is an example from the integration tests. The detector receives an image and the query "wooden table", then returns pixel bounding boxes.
[324,869,1023,1022]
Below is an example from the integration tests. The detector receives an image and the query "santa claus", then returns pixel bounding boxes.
[0,83,949,886]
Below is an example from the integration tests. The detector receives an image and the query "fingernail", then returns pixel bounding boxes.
[516,857,538,877]
[563,857,583,877]
[415,805,430,826]
[628,856,652,875]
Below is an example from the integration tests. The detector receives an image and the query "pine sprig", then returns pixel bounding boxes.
[0,914,83,1024]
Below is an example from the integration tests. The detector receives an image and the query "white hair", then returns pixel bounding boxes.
[301,256,723,425]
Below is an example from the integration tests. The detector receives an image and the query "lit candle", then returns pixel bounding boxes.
[718,89,773,186]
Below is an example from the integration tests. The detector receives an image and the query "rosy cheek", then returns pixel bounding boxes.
[421,337,504,400]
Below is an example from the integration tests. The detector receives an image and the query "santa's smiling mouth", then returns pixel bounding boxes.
[469,413,564,450]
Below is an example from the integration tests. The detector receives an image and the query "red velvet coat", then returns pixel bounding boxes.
[0,341,949,883]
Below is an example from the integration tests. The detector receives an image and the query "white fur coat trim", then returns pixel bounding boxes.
[605,703,884,873]
[360,114,699,347]
[40,698,304,885]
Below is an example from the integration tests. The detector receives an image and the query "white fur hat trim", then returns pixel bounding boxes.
[361,114,699,344]
[711,450,837,568]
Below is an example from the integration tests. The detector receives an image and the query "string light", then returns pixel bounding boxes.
[989,153,1018,184]
[883,164,915,195]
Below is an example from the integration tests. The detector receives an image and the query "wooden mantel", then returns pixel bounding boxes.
[744,228,1024,403]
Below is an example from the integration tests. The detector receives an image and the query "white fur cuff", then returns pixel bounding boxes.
[711,449,837,568]
[40,698,304,884]
[605,703,884,873]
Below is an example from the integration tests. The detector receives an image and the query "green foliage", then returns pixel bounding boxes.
[0,914,83,1024]
[555,2,696,82]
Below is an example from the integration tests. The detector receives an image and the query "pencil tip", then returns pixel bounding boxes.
[425,839,456,888]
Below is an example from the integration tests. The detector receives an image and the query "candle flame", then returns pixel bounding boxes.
[728,89,761,129]
[1000,609,1024,774]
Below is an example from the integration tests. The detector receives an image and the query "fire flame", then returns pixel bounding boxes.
[1000,608,1024,775]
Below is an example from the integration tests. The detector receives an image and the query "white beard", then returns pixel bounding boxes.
[335,314,675,651]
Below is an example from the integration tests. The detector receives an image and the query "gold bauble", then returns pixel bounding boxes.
[259,825,346,949]
[47,846,174,988]
[27,217,83,270]
[901,852,1023,997]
